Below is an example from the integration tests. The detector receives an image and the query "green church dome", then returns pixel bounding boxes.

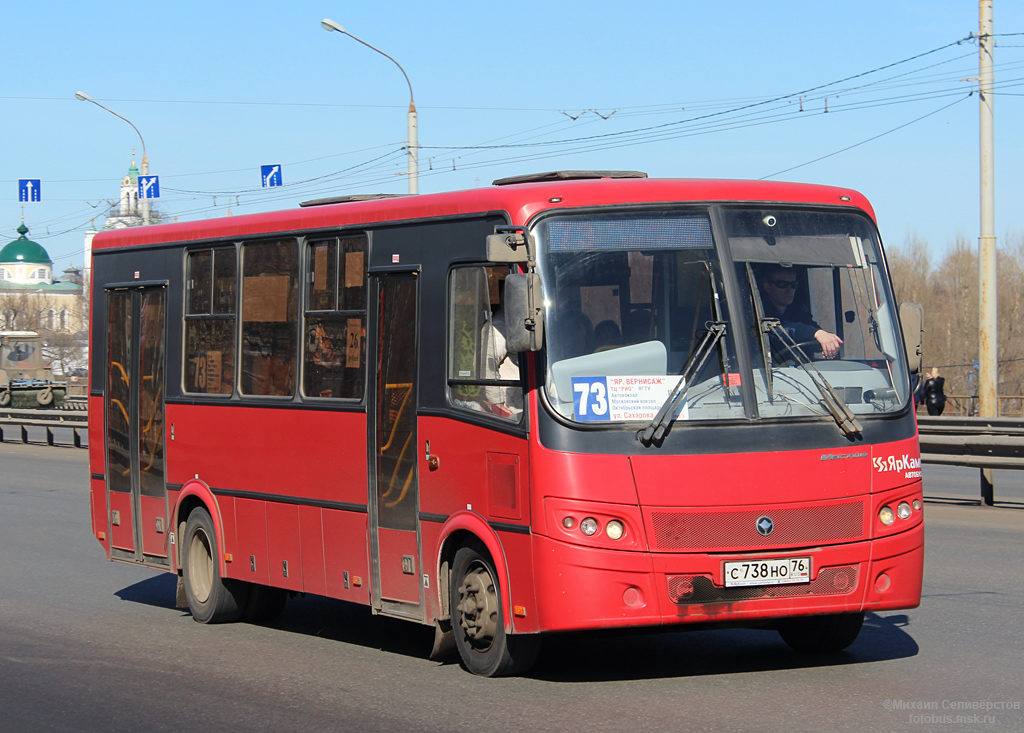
[0,223,52,265]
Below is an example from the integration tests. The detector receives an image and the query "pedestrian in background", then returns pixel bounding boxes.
[923,368,947,416]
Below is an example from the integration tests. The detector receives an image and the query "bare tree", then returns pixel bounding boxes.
[887,230,1024,414]
[887,232,932,307]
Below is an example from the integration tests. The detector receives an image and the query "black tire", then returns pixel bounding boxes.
[242,584,288,623]
[451,540,540,677]
[36,387,54,407]
[182,507,249,623]
[778,612,864,652]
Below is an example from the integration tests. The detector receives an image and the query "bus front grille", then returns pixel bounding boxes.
[649,501,864,551]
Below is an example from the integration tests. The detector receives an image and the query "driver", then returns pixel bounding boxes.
[758,265,842,359]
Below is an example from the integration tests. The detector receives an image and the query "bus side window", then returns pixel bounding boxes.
[447,265,523,421]
[302,235,368,400]
[240,239,299,397]
[184,247,236,395]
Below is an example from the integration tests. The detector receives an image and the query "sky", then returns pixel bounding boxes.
[3,1,1023,272]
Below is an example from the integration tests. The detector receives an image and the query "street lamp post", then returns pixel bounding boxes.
[75,91,151,224]
[321,19,418,195]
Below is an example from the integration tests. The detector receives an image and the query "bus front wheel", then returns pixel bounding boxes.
[778,612,864,652]
[451,541,540,677]
[182,507,248,623]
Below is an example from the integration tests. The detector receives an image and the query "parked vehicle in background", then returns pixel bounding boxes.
[0,331,67,407]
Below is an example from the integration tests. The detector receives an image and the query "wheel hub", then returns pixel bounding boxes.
[456,564,499,648]
[188,530,214,604]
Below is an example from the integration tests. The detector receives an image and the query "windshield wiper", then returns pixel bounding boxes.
[745,263,776,398]
[763,321,863,437]
[639,322,726,445]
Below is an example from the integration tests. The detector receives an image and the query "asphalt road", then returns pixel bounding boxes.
[1,441,1022,732]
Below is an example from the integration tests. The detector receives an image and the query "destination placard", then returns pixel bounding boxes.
[570,375,685,422]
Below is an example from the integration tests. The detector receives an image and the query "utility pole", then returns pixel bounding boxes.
[978,0,997,505]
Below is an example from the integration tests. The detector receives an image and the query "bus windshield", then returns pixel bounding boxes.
[535,211,742,423]
[726,207,909,420]
[534,207,909,426]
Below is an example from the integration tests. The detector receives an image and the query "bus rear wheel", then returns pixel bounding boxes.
[778,612,864,652]
[182,507,248,623]
[451,541,540,677]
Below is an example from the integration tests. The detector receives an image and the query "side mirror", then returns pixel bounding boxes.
[899,302,923,375]
[486,231,529,263]
[504,273,544,352]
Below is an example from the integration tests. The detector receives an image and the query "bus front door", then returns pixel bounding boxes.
[104,286,170,566]
[368,272,423,617]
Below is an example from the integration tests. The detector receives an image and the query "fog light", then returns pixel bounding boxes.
[897,501,912,520]
[606,520,624,540]
[562,516,576,529]
[875,572,891,592]
[879,505,895,526]
[580,517,599,536]
[912,499,922,512]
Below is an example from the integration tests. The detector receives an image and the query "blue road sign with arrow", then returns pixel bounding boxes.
[18,179,41,202]
[138,175,160,199]
[261,164,282,188]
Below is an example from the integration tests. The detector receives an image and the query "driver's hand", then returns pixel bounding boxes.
[814,330,843,359]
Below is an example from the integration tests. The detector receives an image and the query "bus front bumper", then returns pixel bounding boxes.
[529,523,922,633]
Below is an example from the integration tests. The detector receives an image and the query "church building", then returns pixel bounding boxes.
[0,222,84,334]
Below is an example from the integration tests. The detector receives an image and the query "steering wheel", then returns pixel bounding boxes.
[793,340,823,355]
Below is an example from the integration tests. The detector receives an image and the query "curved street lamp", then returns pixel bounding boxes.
[321,19,418,195]
[75,91,151,224]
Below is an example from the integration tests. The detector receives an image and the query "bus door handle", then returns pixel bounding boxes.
[425,440,440,471]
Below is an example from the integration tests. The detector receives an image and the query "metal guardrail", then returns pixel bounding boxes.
[917,415,1024,469]
[0,406,88,447]
[917,415,1024,505]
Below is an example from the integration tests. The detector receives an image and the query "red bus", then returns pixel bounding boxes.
[88,171,924,676]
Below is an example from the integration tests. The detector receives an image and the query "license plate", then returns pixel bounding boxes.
[724,557,811,587]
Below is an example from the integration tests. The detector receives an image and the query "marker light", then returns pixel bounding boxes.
[605,520,625,541]
[562,516,576,529]
[912,499,922,512]
[879,506,895,526]
[897,502,913,520]
[580,518,599,536]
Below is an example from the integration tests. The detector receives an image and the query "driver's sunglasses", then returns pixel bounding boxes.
[770,279,799,289]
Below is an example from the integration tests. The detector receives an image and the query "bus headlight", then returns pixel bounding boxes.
[580,517,599,536]
[879,505,895,526]
[897,501,912,520]
[605,520,624,541]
